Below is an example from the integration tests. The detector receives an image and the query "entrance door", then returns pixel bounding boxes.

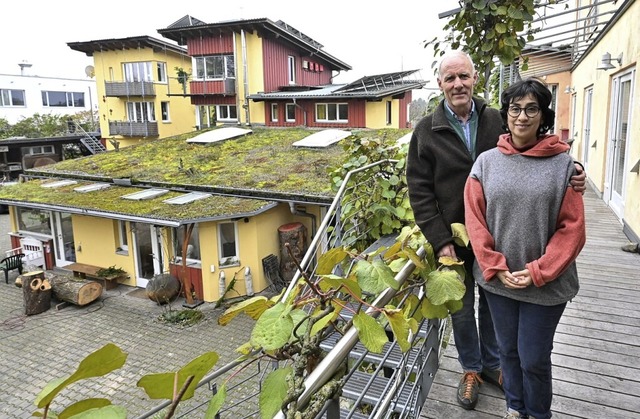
[131,223,162,288]
[53,212,76,267]
[582,87,593,172]
[604,71,634,219]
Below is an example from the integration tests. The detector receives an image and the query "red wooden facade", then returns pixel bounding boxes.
[264,99,367,128]
[262,39,332,91]
[169,263,204,301]
[187,34,234,55]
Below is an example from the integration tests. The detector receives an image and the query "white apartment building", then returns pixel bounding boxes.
[0,63,98,125]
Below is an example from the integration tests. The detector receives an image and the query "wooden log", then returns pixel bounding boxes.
[278,222,307,284]
[49,274,103,306]
[22,271,52,315]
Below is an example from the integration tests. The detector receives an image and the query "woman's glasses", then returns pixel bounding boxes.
[507,105,541,118]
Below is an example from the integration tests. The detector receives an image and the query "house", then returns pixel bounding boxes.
[157,16,425,129]
[506,0,639,246]
[67,36,196,149]
[0,127,411,302]
[0,67,98,125]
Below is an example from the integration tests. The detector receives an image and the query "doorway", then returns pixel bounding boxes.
[605,70,634,219]
[131,223,163,288]
[52,212,75,267]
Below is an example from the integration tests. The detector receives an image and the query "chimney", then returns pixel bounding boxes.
[18,61,32,76]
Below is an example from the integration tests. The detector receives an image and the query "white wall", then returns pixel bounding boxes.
[0,72,98,125]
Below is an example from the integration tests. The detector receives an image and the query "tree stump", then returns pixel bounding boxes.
[146,273,180,304]
[49,275,103,306]
[22,271,52,315]
[278,222,308,284]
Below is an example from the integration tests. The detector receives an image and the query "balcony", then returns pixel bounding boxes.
[108,121,159,137]
[104,81,155,97]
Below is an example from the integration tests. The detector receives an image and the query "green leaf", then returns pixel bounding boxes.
[259,367,292,419]
[64,405,127,418]
[354,258,399,294]
[451,223,470,248]
[250,303,294,350]
[353,311,389,353]
[137,351,219,400]
[446,299,464,314]
[57,399,112,419]
[426,270,466,306]
[384,309,417,352]
[495,23,507,34]
[36,344,128,408]
[289,308,309,340]
[310,306,340,337]
[204,383,226,418]
[421,298,450,319]
[318,274,362,299]
[218,296,273,325]
[317,247,349,275]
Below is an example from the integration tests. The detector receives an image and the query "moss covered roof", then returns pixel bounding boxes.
[1,127,411,223]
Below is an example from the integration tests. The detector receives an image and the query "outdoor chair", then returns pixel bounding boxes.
[1,253,25,284]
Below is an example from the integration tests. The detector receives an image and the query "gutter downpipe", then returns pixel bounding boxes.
[274,245,425,418]
[241,29,251,126]
[288,201,316,239]
[292,98,306,126]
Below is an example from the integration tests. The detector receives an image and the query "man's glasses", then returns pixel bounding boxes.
[507,105,541,118]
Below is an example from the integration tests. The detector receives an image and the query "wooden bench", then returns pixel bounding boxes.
[65,263,127,290]
[1,253,25,284]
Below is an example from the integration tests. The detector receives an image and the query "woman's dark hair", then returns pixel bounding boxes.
[500,77,555,136]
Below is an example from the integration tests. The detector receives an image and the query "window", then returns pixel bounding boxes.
[156,62,167,83]
[386,101,392,125]
[198,105,216,128]
[123,62,153,82]
[194,55,235,80]
[0,89,25,107]
[174,224,201,264]
[161,102,170,122]
[216,105,237,122]
[23,145,55,155]
[286,103,296,122]
[288,55,296,84]
[42,91,85,107]
[16,207,51,236]
[218,222,238,266]
[271,103,278,122]
[116,221,128,253]
[315,103,348,122]
[127,101,156,122]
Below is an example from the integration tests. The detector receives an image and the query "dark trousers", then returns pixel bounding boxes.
[484,291,566,419]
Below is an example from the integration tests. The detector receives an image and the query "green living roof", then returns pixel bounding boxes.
[2,127,411,223]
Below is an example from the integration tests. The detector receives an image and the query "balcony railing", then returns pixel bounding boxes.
[108,120,159,137]
[104,81,156,97]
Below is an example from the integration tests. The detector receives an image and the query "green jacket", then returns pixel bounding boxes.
[407,97,505,253]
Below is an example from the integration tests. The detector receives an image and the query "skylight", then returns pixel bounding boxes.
[186,127,253,144]
[121,189,169,201]
[41,180,78,188]
[74,183,111,193]
[163,192,211,205]
[292,129,351,148]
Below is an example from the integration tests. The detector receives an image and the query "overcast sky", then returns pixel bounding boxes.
[1,0,460,100]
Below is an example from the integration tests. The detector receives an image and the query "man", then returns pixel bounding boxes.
[406,51,585,410]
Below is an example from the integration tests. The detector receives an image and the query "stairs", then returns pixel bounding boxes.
[69,121,106,154]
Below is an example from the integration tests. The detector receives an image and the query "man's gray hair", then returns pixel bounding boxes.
[437,50,476,76]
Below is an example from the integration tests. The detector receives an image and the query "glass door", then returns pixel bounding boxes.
[131,223,163,288]
[605,71,634,219]
[52,212,75,267]
[582,87,593,172]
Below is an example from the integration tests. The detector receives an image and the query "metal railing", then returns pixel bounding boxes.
[137,159,444,418]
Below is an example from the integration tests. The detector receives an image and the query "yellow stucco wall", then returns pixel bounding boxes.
[570,0,640,239]
[91,47,195,147]
[71,215,137,286]
[234,31,266,126]
[366,99,400,129]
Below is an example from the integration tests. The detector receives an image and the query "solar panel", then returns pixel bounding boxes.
[41,180,78,188]
[74,183,111,193]
[121,188,168,201]
[292,129,351,148]
[163,192,211,205]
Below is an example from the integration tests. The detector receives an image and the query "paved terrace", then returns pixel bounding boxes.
[421,188,640,419]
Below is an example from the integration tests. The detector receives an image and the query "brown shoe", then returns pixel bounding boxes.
[457,372,483,410]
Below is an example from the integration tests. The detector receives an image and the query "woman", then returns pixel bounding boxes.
[463,78,586,419]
